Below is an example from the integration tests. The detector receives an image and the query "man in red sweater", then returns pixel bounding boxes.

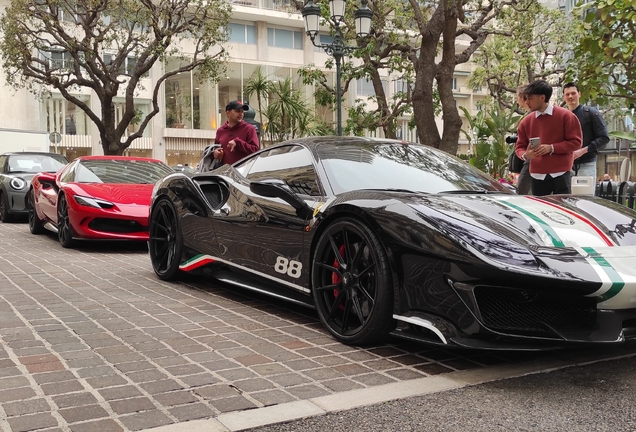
[514,80,582,196]
[212,100,259,166]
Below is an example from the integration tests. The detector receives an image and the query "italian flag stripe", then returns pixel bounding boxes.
[179,255,215,272]
[499,200,565,247]
[581,247,625,303]
[527,197,615,246]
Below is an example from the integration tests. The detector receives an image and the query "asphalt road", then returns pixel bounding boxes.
[246,355,636,432]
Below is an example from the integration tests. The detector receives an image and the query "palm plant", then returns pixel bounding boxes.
[266,78,309,142]
[483,104,522,178]
[460,106,491,172]
[245,73,331,144]
[460,104,521,177]
[243,67,273,139]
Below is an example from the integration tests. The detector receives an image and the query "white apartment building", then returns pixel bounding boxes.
[0,0,485,165]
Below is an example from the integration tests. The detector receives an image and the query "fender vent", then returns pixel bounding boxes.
[88,218,147,234]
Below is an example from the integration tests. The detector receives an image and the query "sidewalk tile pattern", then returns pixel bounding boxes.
[0,223,635,431]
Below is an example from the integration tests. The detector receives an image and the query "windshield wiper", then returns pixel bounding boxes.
[438,189,498,194]
[364,188,428,194]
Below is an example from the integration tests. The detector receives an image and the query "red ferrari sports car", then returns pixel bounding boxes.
[28,155,174,248]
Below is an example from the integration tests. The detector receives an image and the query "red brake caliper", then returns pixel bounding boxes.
[331,244,346,309]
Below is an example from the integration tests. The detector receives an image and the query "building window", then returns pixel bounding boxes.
[356,78,387,97]
[452,78,458,90]
[103,53,149,77]
[44,49,73,70]
[267,28,303,49]
[42,96,91,136]
[57,8,75,23]
[114,103,150,137]
[394,79,413,96]
[228,23,256,44]
[314,34,334,52]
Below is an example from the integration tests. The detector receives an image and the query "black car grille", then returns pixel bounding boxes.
[474,286,597,335]
[88,218,147,234]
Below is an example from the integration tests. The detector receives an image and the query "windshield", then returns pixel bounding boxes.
[8,154,68,173]
[317,141,511,195]
[75,159,174,184]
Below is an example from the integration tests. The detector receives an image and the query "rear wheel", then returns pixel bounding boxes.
[311,218,394,345]
[0,191,13,223]
[149,198,183,281]
[57,194,76,248]
[28,188,45,234]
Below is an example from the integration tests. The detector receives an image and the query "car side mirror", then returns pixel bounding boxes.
[250,179,313,220]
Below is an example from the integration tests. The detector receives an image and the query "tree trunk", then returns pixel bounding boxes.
[436,0,462,156]
[413,36,442,148]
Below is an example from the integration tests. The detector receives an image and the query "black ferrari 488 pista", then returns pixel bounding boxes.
[148,136,636,350]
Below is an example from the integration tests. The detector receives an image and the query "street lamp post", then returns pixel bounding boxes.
[302,0,372,136]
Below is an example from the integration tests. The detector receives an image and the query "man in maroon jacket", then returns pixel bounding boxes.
[211,100,259,166]
[514,80,582,196]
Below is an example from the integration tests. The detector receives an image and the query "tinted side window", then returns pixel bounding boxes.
[0,156,7,173]
[245,146,320,196]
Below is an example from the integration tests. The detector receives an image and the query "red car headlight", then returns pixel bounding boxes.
[73,195,115,209]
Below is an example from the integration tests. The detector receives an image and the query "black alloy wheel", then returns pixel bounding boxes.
[57,194,76,248]
[0,191,12,223]
[312,218,394,345]
[28,188,45,234]
[149,198,183,281]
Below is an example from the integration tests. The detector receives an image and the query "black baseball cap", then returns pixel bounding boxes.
[226,100,249,111]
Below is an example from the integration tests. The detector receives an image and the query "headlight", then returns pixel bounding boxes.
[9,177,27,190]
[73,195,114,209]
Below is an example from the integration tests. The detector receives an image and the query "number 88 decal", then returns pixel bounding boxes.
[275,256,302,278]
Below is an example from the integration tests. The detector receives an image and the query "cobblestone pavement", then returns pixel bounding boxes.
[0,221,635,432]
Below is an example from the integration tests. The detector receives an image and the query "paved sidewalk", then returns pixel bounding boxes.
[0,222,635,432]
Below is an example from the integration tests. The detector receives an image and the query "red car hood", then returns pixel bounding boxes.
[69,183,154,205]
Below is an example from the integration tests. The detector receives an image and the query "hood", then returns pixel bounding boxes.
[70,183,154,206]
[403,193,636,307]
[408,194,636,249]
[7,172,36,181]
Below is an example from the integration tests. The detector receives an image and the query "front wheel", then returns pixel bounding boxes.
[0,191,13,223]
[28,188,45,234]
[149,198,183,281]
[57,194,76,248]
[312,218,394,345]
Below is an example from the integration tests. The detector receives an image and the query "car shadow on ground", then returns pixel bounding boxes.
[164,272,608,369]
[36,229,149,253]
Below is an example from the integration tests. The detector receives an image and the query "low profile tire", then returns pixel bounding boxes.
[28,188,45,235]
[149,198,184,281]
[0,191,13,223]
[312,218,394,345]
[57,194,76,248]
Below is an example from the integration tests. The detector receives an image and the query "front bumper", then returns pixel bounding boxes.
[6,189,28,215]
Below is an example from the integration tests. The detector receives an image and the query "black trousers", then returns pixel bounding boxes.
[531,172,572,196]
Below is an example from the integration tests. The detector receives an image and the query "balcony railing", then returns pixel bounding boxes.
[56,134,92,148]
[231,0,298,12]
[50,135,153,150]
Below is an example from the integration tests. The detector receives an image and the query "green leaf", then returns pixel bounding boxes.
[607,39,624,48]
[609,131,636,141]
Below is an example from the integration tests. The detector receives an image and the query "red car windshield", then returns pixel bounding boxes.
[75,159,173,184]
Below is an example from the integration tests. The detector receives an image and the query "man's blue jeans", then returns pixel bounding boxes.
[574,161,597,179]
